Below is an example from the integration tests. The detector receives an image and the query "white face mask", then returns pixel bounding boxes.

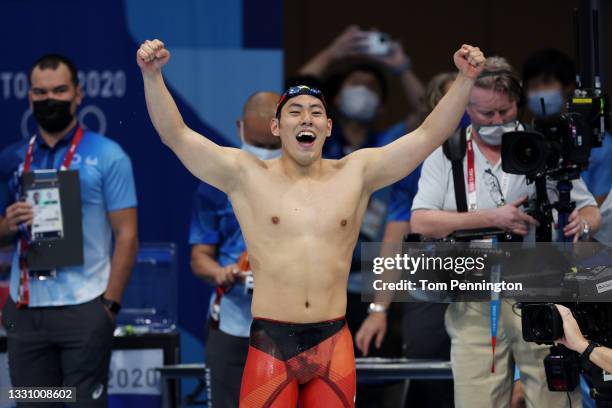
[338,85,380,122]
[475,121,520,146]
[239,121,281,160]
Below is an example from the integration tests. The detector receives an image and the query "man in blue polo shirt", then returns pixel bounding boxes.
[0,54,138,406]
[189,91,280,408]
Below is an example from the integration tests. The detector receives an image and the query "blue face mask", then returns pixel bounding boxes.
[527,89,565,117]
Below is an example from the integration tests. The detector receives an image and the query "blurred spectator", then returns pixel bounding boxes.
[299,25,426,157]
[523,48,612,206]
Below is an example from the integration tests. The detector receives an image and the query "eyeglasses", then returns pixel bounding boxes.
[276,85,327,118]
[484,169,506,207]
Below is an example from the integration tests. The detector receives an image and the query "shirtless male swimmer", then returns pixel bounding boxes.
[137,39,485,408]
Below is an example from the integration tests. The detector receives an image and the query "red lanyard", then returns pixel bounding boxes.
[16,127,85,308]
[23,127,84,172]
[466,126,509,211]
[466,127,477,211]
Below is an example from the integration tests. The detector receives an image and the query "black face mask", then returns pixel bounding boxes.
[32,99,74,133]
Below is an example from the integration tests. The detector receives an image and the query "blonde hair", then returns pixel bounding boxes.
[425,72,457,114]
[474,56,522,102]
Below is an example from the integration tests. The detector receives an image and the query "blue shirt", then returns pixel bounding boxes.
[189,182,252,337]
[386,165,422,223]
[581,132,612,198]
[0,126,137,307]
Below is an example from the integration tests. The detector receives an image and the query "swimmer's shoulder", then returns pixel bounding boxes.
[326,150,369,171]
[239,151,275,170]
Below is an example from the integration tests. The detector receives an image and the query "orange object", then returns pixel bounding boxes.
[238,251,250,271]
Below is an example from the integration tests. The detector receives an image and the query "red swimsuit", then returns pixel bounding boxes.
[239,317,356,407]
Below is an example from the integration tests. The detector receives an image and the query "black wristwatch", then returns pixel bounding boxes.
[580,341,600,369]
[101,296,122,314]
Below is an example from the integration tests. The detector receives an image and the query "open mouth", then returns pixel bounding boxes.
[296,131,316,147]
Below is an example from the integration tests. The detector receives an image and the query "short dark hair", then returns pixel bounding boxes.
[29,54,79,87]
[522,48,576,88]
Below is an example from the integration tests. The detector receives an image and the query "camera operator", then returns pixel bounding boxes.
[555,304,612,374]
[410,56,601,408]
[523,48,612,207]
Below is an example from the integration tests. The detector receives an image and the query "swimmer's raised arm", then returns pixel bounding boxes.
[137,39,243,193]
[356,45,485,192]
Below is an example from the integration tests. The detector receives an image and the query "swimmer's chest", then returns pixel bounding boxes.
[245,173,365,235]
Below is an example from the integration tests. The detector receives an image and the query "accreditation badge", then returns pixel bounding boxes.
[22,169,84,272]
[27,187,65,240]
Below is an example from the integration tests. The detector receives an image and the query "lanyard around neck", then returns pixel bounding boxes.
[23,126,85,173]
[466,126,509,211]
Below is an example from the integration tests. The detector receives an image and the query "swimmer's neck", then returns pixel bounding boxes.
[278,153,326,180]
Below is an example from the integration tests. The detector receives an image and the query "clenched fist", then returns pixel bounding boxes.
[453,44,485,79]
[136,39,170,73]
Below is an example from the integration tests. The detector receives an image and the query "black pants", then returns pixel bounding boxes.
[204,324,249,408]
[2,296,115,408]
[402,303,454,408]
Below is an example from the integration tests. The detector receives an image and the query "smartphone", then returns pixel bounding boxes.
[366,32,391,56]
